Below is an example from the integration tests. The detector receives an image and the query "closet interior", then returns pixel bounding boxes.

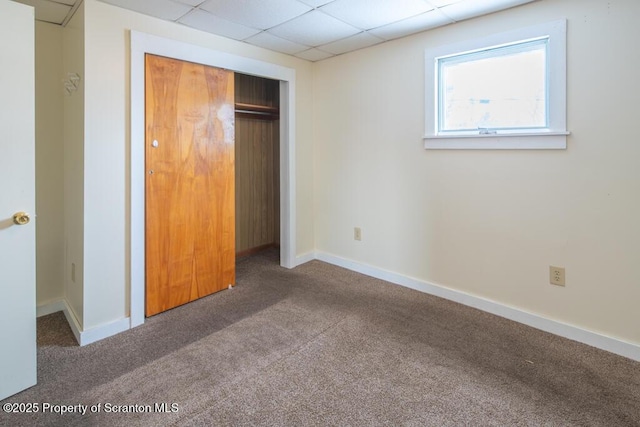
[234,73,280,259]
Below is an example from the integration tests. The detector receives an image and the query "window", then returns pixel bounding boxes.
[425,20,568,149]
[439,38,548,133]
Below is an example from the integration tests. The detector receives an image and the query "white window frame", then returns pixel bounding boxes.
[424,19,569,149]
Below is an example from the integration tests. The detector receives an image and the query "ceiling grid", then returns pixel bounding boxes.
[14,0,536,61]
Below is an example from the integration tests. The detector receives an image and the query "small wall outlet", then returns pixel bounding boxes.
[354,227,362,241]
[71,263,76,283]
[549,266,565,286]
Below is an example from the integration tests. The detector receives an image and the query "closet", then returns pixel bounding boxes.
[144,56,280,317]
[234,73,280,259]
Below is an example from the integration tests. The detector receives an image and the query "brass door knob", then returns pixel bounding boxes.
[12,212,30,225]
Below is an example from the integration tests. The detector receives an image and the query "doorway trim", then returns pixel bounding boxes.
[130,31,297,327]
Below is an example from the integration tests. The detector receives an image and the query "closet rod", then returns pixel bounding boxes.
[234,102,277,112]
[235,102,279,120]
[235,109,275,116]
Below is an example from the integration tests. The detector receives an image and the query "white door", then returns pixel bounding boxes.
[0,0,37,401]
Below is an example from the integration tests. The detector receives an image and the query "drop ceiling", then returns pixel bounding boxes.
[15,0,537,61]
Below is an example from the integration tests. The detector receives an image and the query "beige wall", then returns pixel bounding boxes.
[62,2,85,326]
[313,0,640,345]
[36,0,638,350]
[79,0,314,329]
[35,22,64,306]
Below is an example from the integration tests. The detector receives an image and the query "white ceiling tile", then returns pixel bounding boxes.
[244,32,310,55]
[51,0,78,6]
[439,0,534,22]
[199,0,311,30]
[319,32,383,55]
[294,48,334,61]
[174,0,205,6]
[269,10,360,46]
[297,0,335,7]
[178,9,261,40]
[425,0,463,7]
[100,0,192,21]
[27,0,531,59]
[370,9,453,40]
[319,0,433,30]
[14,0,71,24]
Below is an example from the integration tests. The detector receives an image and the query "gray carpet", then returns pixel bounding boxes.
[1,249,639,426]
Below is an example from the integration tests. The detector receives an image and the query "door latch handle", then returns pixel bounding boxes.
[12,212,30,225]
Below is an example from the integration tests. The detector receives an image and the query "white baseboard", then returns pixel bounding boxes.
[78,317,130,346]
[36,299,130,347]
[61,304,83,345]
[37,253,640,361]
[37,298,82,344]
[36,299,68,318]
[309,251,640,362]
[294,251,316,266]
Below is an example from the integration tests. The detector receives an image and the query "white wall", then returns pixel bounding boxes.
[62,2,85,327]
[35,22,64,306]
[313,0,640,346]
[79,0,314,330]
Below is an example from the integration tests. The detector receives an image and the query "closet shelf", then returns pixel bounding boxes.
[235,102,279,120]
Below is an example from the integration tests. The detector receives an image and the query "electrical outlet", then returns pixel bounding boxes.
[354,227,362,241]
[71,263,76,283]
[549,266,565,286]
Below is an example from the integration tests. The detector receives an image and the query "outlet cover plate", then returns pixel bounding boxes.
[354,227,362,241]
[550,266,565,286]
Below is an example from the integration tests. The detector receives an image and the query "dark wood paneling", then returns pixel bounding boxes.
[235,74,280,255]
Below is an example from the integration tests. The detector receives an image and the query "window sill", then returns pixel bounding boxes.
[423,131,570,150]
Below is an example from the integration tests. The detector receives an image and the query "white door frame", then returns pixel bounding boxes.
[130,31,297,327]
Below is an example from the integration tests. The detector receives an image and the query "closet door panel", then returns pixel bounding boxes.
[145,54,235,317]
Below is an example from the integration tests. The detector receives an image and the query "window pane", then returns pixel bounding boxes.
[439,40,547,132]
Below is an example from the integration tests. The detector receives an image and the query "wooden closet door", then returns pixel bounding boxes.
[145,54,235,317]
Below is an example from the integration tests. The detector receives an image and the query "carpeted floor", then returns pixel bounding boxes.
[1,249,639,426]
